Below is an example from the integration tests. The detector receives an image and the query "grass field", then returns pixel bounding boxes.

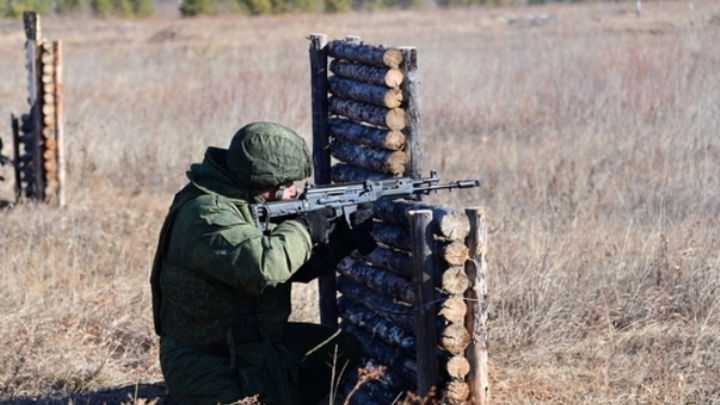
[1,1,720,404]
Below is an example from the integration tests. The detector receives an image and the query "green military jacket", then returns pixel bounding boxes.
[150,147,314,347]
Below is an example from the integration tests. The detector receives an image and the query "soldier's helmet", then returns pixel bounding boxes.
[227,122,311,189]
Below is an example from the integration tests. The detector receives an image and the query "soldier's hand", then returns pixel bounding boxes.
[328,203,377,256]
[349,203,374,232]
[347,203,377,255]
[295,208,332,244]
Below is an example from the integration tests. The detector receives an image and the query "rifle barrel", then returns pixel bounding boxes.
[456,180,481,188]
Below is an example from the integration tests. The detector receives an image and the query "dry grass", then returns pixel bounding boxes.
[1,1,720,404]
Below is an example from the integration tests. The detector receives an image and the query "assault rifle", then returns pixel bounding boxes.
[251,170,480,231]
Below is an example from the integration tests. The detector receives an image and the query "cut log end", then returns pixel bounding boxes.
[385,151,409,176]
[441,267,469,296]
[440,295,467,324]
[43,159,57,172]
[445,355,471,379]
[384,131,407,150]
[385,68,404,88]
[438,212,472,241]
[440,323,471,355]
[386,108,406,131]
[384,89,403,109]
[442,241,470,266]
[383,49,404,68]
[445,380,470,405]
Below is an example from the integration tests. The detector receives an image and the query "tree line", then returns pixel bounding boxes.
[2,0,153,17]
[1,0,612,18]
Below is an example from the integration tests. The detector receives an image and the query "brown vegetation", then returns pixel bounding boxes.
[1,1,720,404]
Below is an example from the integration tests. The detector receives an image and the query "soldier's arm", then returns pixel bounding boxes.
[173,197,314,295]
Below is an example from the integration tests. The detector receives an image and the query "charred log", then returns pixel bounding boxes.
[373,199,471,240]
[329,96,406,131]
[329,59,404,88]
[332,163,395,183]
[328,76,403,109]
[337,276,414,332]
[372,222,469,265]
[337,257,415,305]
[328,118,406,151]
[338,296,416,357]
[331,140,408,176]
[328,40,404,68]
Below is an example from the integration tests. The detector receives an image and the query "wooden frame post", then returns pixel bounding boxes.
[55,41,65,206]
[308,33,338,328]
[25,12,44,200]
[409,209,439,397]
[464,207,490,405]
[399,47,421,179]
[10,114,22,200]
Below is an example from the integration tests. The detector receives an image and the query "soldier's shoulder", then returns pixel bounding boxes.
[186,194,249,227]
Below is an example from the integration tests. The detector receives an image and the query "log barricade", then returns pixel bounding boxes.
[328,118,406,151]
[308,34,489,405]
[9,12,64,205]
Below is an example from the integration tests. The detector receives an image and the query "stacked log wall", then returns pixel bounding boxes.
[323,37,417,181]
[308,34,488,405]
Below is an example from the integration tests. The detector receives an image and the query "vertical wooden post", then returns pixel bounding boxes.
[10,114,21,200]
[309,33,337,327]
[55,41,65,207]
[409,209,439,397]
[464,207,490,405]
[24,12,44,201]
[399,47,421,179]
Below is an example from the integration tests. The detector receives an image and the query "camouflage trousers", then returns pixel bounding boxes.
[159,322,361,405]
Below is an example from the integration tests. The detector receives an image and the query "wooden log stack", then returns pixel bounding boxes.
[308,34,489,405]
[10,12,64,205]
[334,199,478,405]
[320,36,420,180]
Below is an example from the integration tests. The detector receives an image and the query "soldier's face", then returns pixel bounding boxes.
[256,181,297,201]
[280,182,298,200]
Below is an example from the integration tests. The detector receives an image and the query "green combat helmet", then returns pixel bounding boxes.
[227,122,312,189]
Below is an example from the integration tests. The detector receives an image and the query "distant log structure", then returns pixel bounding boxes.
[309,34,489,405]
[10,11,64,206]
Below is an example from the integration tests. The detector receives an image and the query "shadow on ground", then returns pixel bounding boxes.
[0,383,168,405]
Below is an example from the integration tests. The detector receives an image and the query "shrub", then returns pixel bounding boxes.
[132,0,154,16]
[113,0,134,16]
[180,0,214,16]
[55,0,82,14]
[324,0,351,12]
[90,0,114,16]
[240,0,272,15]
[290,0,322,12]
[2,0,53,17]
